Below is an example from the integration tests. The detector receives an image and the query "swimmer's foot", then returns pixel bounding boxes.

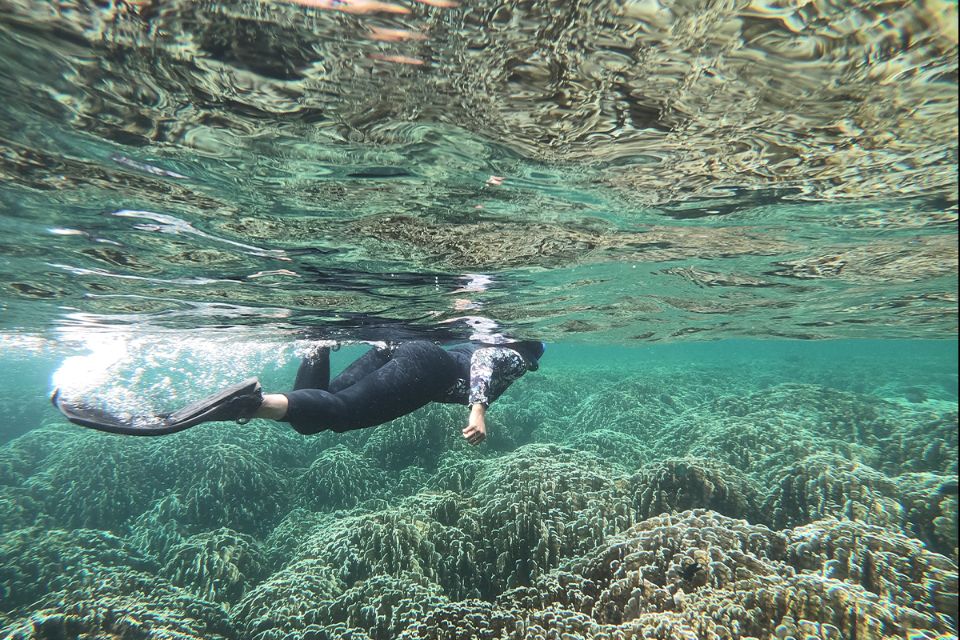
[163,378,263,428]
[51,377,263,436]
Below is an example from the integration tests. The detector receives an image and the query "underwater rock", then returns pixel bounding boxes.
[162,527,269,604]
[630,457,763,522]
[295,445,390,511]
[231,559,345,640]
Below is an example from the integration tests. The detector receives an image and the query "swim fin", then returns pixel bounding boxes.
[51,378,263,436]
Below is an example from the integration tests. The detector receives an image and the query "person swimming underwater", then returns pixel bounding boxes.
[52,340,546,446]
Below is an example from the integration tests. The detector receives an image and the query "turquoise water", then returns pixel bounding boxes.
[1,0,958,638]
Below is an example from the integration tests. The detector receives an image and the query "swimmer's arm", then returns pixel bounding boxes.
[462,403,487,445]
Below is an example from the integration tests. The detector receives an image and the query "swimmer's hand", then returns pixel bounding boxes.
[462,404,487,445]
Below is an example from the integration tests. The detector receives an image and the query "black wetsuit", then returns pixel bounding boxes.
[282,341,533,434]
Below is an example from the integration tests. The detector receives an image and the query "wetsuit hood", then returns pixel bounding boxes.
[507,340,545,371]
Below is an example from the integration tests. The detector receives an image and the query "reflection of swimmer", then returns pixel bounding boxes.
[53,340,545,446]
[451,273,493,294]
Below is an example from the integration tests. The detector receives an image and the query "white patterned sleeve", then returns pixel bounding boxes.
[468,347,528,407]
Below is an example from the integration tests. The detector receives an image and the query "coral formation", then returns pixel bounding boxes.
[360,404,465,471]
[469,445,635,598]
[0,527,155,612]
[3,566,234,640]
[25,432,168,530]
[162,527,269,604]
[231,559,345,640]
[163,442,289,536]
[763,452,904,530]
[295,445,389,511]
[630,457,762,522]
[1,355,957,639]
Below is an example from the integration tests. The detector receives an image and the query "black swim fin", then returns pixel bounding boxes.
[51,378,263,436]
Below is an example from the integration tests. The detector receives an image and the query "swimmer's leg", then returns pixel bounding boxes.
[293,345,331,391]
[280,341,457,434]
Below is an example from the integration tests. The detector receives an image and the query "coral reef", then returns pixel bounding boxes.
[231,559,345,640]
[2,355,957,639]
[0,487,46,535]
[25,432,168,530]
[502,510,957,639]
[2,566,234,640]
[0,527,155,612]
[295,445,390,511]
[763,453,904,530]
[126,493,195,560]
[887,408,959,474]
[162,527,269,604]
[566,429,651,472]
[360,404,465,471]
[630,457,762,522]
[469,445,635,598]
[296,508,482,600]
[162,442,289,536]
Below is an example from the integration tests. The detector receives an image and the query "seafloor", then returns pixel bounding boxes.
[1,350,957,639]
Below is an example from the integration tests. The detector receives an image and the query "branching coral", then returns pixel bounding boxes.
[499,510,958,639]
[231,559,345,640]
[663,384,898,481]
[630,457,763,522]
[162,527,269,604]
[566,429,651,472]
[763,453,904,530]
[162,442,289,536]
[2,565,234,640]
[24,432,169,530]
[295,508,483,600]
[469,444,635,598]
[360,404,464,471]
[0,487,47,535]
[295,445,390,511]
[321,573,444,640]
[0,527,156,613]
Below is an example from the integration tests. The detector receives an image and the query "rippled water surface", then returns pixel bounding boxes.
[0,0,957,343]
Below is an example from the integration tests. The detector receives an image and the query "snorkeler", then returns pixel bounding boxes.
[51,340,545,446]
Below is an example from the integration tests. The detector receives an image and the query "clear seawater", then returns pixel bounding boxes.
[0,1,957,638]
